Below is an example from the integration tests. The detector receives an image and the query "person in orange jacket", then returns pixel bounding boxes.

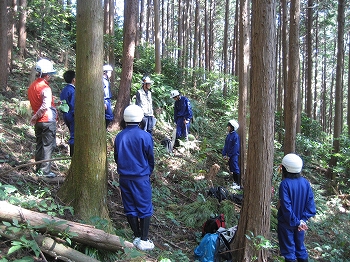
[28,58,57,178]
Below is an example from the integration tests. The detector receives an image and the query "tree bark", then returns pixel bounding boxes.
[58,0,111,228]
[232,0,276,261]
[238,0,250,188]
[0,0,8,92]
[327,0,345,179]
[305,0,313,118]
[284,0,300,154]
[0,201,134,252]
[154,0,161,73]
[222,0,229,96]
[18,0,27,60]
[111,0,138,130]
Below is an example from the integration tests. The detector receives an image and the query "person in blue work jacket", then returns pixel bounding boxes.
[222,119,241,189]
[170,90,193,143]
[278,153,316,262]
[103,64,114,128]
[114,104,155,251]
[136,76,156,135]
[60,70,75,156]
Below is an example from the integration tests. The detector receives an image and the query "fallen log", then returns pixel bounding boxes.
[0,226,101,262]
[0,201,134,252]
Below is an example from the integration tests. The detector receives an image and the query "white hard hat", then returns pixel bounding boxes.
[170,90,180,98]
[123,105,144,123]
[103,64,113,72]
[282,153,303,173]
[143,76,152,84]
[35,59,56,74]
[228,119,239,131]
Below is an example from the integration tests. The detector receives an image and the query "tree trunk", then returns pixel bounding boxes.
[112,0,138,130]
[233,0,239,76]
[177,0,183,68]
[238,0,250,188]
[204,1,209,71]
[0,0,8,92]
[232,0,276,261]
[0,201,133,251]
[154,0,161,73]
[327,0,345,179]
[284,0,300,154]
[305,0,313,118]
[222,0,229,96]
[58,0,111,228]
[18,0,27,60]
[208,0,215,71]
[313,9,319,120]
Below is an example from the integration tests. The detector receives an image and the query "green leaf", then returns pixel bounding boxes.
[58,100,69,113]
[8,245,23,255]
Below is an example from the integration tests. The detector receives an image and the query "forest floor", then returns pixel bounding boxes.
[1,80,350,261]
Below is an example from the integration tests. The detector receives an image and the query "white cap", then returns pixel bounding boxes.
[103,64,113,71]
[143,76,153,84]
[123,105,144,123]
[35,59,56,74]
[282,153,303,173]
[170,90,180,98]
[228,119,239,131]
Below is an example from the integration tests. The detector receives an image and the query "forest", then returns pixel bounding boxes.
[0,0,349,261]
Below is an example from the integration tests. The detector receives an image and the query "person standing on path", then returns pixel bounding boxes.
[278,153,316,262]
[136,76,156,135]
[114,105,155,251]
[28,58,58,178]
[59,70,76,157]
[170,90,193,143]
[222,119,241,189]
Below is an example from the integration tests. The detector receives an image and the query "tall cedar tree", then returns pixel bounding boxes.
[0,0,8,92]
[111,0,138,129]
[58,0,111,228]
[327,0,345,179]
[284,0,300,154]
[232,0,276,261]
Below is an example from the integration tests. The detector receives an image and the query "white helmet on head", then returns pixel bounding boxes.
[103,64,113,72]
[282,153,303,173]
[228,119,239,131]
[35,59,56,74]
[124,105,144,123]
[142,76,153,84]
[170,90,180,98]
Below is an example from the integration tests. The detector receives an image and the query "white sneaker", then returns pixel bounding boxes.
[136,239,155,250]
[133,237,140,246]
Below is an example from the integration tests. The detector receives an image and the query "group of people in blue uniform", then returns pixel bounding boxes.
[58,69,316,259]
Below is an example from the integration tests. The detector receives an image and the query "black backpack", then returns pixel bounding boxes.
[214,226,238,261]
[208,186,230,203]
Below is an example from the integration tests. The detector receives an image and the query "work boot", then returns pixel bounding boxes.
[140,216,151,240]
[137,216,154,250]
[126,215,140,242]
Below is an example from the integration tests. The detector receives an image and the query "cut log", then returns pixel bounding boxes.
[0,226,101,262]
[0,201,134,252]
